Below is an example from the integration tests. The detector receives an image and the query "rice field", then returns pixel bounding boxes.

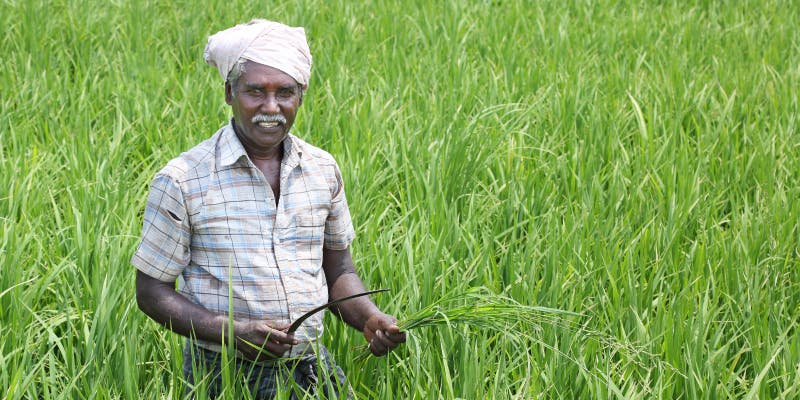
[1,0,799,398]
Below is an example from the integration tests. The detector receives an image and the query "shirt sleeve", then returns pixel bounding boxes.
[324,161,356,250]
[131,173,191,282]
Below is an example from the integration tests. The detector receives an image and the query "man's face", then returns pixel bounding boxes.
[226,61,302,155]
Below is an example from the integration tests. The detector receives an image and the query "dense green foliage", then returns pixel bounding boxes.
[1,0,798,398]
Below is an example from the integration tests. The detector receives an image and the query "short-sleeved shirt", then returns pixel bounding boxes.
[131,123,356,357]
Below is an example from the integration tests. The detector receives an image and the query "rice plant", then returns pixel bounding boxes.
[1,0,799,398]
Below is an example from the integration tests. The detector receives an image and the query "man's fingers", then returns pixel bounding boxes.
[364,314,407,356]
[369,337,388,356]
[371,329,402,356]
[269,322,292,332]
[269,331,298,344]
[375,326,406,345]
[386,330,406,343]
[236,320,301,361]
[265,341,291,356]
[242,338,292,361]
[260,324,298,345]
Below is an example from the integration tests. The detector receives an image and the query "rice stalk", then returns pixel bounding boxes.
[354,286,677,390]
[397,286,579,332]
[353,286,579,364]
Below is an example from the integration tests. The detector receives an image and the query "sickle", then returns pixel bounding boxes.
[287,288,390,334]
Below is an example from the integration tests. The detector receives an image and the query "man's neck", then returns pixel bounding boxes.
[247,148,283,162]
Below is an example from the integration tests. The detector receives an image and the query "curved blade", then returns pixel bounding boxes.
[287,288,390,334]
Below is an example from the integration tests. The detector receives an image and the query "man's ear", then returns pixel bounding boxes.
[298,85,304,107]
[225,82,234,105]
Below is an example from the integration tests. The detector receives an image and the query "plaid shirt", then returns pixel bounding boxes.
[131,123,355,357]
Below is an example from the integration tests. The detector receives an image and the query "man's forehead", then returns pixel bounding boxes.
[241,61,299,86]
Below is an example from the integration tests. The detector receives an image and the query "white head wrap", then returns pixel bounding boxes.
[204,19,312,89]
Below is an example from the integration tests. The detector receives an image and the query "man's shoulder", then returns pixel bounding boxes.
[156,128,223,183]
[291,134,338,167]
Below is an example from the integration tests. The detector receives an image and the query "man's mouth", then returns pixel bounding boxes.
[257,121,279,128]
[252,114,287,129]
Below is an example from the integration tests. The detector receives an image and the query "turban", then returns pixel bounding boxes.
[204,19,312,89]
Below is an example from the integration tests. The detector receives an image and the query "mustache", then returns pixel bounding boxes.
[252,114,287,125]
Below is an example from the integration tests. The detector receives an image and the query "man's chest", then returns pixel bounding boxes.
[251,157,282,203]
[183,166,332,264]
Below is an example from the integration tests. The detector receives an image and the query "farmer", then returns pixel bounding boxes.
[132,19,405,398]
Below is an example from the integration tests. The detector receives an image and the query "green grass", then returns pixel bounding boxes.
[2,0,799,398]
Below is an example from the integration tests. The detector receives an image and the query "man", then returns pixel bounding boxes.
[132,19,405,398]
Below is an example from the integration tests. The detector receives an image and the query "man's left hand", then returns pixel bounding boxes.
[363,312,406,356]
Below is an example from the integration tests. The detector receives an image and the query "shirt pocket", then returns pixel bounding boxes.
[294,212,326,274]
[191,198,268,268]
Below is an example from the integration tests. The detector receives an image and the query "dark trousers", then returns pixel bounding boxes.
[182,341,350,399]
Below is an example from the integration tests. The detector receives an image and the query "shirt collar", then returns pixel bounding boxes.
[216,120,303,171]
[281,134,302,171]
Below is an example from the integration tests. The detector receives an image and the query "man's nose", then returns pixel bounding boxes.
[261,95,280,114]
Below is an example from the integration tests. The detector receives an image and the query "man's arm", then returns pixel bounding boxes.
[322,247,406,356]
[135,270,297,361]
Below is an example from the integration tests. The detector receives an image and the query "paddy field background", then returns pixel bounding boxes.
[1,0,799,398]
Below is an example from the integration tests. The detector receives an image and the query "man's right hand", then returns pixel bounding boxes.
[136,271,299,362]
[234,321,298,362]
